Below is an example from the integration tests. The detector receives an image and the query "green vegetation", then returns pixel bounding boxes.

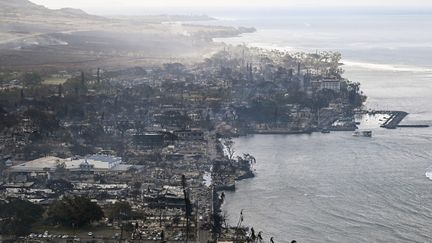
[46,196,104,228]
[106,201,132,221]
[0,198,44,236]
[23,72,43,86]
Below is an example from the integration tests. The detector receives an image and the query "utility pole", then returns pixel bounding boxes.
[182,175,191,243]
[58,84,63,97]
[119,210,127,243]
[81,71,85,86]
[297,62,301,77]
[234,209,244,241]
[97,68,101,83]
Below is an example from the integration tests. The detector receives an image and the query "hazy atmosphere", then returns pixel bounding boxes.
[30,0,432,15]
[31,0,432,7]
[1,0,431,242]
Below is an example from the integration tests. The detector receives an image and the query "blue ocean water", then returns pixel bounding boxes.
[212,12,432,242]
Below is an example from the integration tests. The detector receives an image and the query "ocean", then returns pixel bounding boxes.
[208,11,432,242]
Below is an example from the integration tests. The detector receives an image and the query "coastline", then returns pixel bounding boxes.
[208,23,416,240]
[211,135,256,240]
[2,4,432,242]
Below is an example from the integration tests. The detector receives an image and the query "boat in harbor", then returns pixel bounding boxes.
[321,128,330,134]
[352,130,372,137]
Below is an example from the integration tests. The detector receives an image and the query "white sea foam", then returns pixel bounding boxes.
[344,60,432,73]
[426,169,432,181]
[248,42,295,52]
[214,17,238,21]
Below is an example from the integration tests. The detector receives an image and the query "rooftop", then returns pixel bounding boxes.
[9,155,131,173]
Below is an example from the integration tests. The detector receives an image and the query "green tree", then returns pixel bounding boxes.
[0,198,44,236]
[106,201,132,221]
[47,196,104,228]
[312,89,337,110]
[22,72,42,86]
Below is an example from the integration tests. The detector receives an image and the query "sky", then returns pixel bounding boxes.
[30,0,432,8]
[29,0,432,15]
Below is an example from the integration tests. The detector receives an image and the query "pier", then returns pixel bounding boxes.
[380,111,408,129]
[397,125,430,128]
[361,110,430,129]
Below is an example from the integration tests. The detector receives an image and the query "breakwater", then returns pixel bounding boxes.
[397,125,430,128]
[378,111,408,129]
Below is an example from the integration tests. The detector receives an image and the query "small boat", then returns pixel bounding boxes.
[352,130,372,137]
[321,128,330,134]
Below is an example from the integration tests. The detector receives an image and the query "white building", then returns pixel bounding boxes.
[9,155,127,174]
[85,154,122,169]
[320,79,341,92]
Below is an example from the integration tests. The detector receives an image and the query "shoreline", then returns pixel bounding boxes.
[214,108,413,237]
[211,136,256,240]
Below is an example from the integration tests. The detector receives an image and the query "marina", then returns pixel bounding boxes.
[220,11,432,242]
[359,110,413,129]
[397,125,430,128]
[380,111,408,129]
[1,1,432,242]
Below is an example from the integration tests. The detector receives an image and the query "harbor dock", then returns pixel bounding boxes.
[397,124,430,128]
[379,111,408,129]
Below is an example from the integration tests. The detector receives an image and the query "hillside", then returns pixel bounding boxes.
[0,0,253,71]
[0,0,102,19]
[0,0,107,47]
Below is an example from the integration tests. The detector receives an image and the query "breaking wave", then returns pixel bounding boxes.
[426,167,432,180]
[344,60,432,73]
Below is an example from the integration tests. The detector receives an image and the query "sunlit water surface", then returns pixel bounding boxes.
[213,13,432,242]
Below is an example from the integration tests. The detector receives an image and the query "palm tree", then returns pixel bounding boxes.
[182,175,192,242]
[234,210,244,241]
